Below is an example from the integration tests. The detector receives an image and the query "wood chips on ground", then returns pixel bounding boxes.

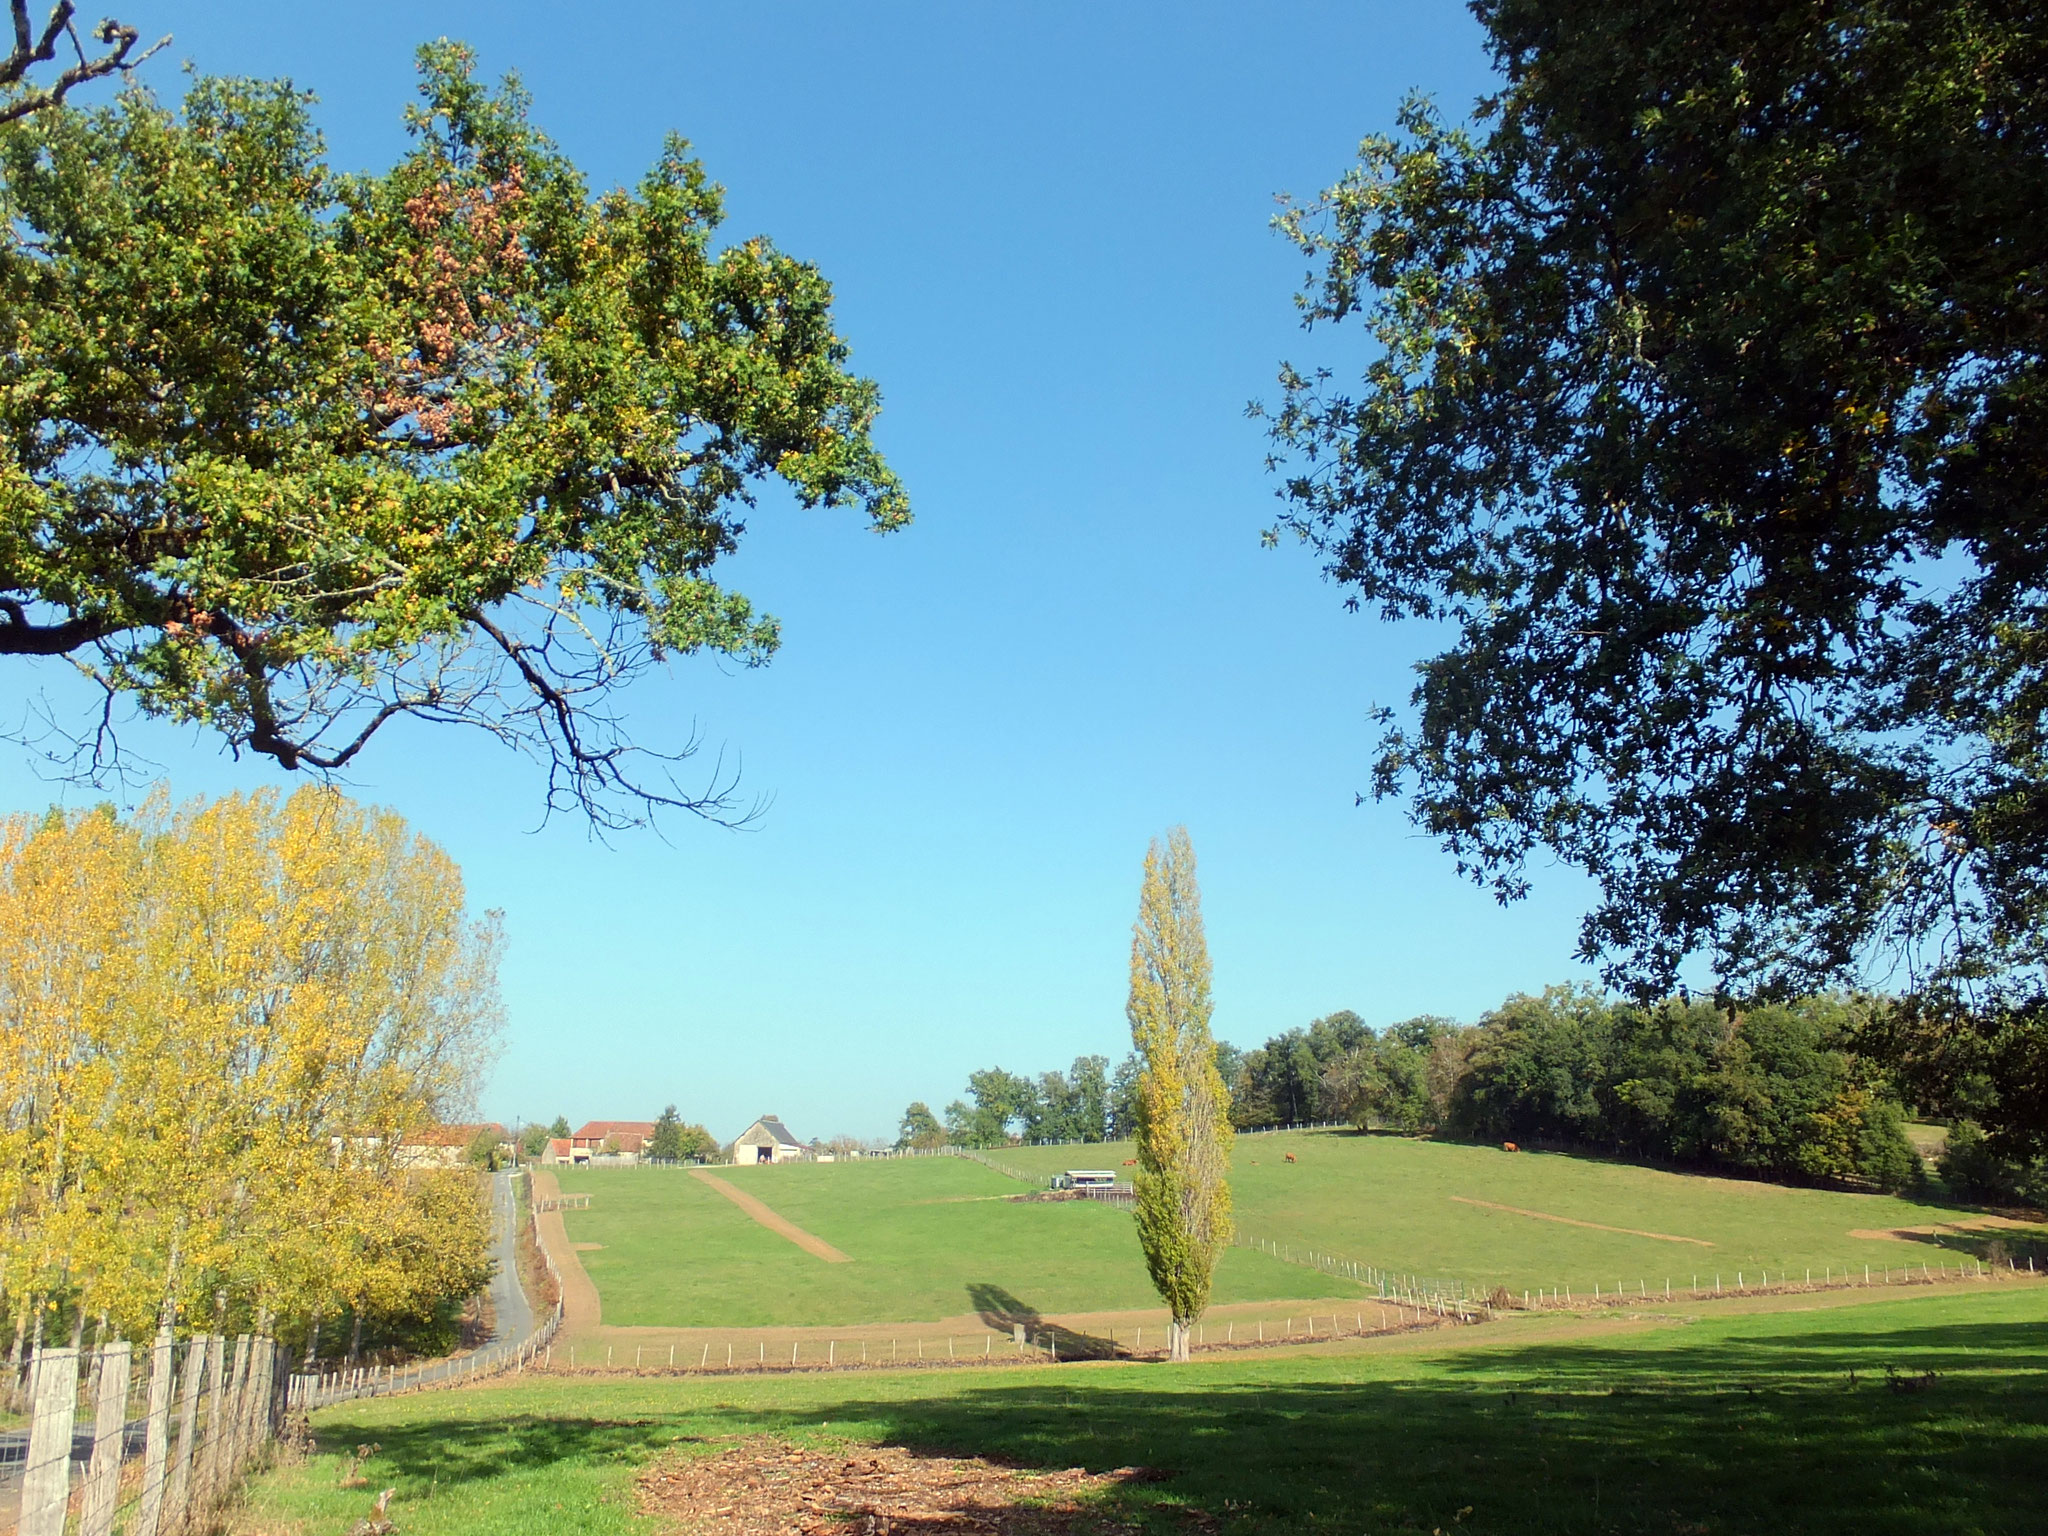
[639,1436,1165,1534]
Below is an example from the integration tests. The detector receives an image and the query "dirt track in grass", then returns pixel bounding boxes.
[532,1168,605,1333]
[1448,1194,1715,1245]
[690,1169,853,1262]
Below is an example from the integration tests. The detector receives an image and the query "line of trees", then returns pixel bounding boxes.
[920,983,1954,1194]
[0,787,503,1366]
[898,1055,1145,1150]
[1228,990,1924,1192]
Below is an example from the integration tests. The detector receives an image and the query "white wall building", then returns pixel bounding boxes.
[730,1115,805,1164]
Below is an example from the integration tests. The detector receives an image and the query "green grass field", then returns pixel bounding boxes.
[993,1129,2045,1294]
[249,1283,2048,1535]
[552,1156,1342,1328]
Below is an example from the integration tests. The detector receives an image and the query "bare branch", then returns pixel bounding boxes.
[0,2,168,125]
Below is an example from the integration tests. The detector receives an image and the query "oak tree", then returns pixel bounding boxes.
[0,42,906,827]
[896,1101,946,1151]
[1264,1,2048,1148]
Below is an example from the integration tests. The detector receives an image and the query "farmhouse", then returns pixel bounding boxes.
[571,1120,658,1162]
[731,1115,806,1164]
[394,1123,507,1169]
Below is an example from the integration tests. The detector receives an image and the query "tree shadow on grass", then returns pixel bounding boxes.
[761,1315,2048,1534]
[967,1284,1120,1360]
[303,1314,2048,1535]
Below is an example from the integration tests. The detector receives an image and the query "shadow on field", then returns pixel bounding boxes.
[1429,1316,2048,1392]
[967,1284,1119,1360]
[313,1313,2048,1535]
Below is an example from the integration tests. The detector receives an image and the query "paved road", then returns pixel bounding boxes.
[486,1169,533,1345]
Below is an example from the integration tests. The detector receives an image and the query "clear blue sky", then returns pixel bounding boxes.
[0,2,1606,1142]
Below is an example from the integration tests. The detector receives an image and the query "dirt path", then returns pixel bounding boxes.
[1451,1194,1714,1246]
[1848,1215,2042,1242]
[530,1168,605,1335]
[691,1169,852,1262]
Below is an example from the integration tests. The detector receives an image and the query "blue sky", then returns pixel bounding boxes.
[0,2,1606,1142]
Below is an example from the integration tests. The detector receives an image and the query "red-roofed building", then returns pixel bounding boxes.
[571,1120,657,1159]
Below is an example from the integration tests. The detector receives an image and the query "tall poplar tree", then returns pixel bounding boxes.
[1127,826,1233,1362]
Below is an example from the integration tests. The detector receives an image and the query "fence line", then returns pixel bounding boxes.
[535,1299,1450,1376]
[2,1328,285,1536]
[1231,1229,2042,1321]
[287,1188,563,1413]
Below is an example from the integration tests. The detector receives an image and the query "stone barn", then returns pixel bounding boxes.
[731,1115,805,1164]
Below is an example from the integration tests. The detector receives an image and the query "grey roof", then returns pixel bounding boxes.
[736,1115,801,1146]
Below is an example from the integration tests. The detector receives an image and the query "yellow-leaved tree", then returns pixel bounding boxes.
[1127,826,1233,1362]
[0,787,501,1362]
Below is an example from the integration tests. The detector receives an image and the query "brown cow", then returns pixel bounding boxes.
[1503,1142,1520,1153]
[1122,1158,1137,1166]
[1284,1153,1297,1163]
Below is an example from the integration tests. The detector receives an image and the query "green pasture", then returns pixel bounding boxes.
[994,1130,2047,1294]
[551,1157,1340,1328]
[249,1283,2048,1536]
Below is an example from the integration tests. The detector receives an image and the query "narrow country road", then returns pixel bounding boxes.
[487,1169,534,1345]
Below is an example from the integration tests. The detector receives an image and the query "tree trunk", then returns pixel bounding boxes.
[347,1311,363,1368]
[303,1312,321,1370]
[1167,1318,1192,1363]
[6,1294,31,1379]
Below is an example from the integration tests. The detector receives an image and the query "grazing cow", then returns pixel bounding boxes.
[1122,1158,1137,1166]
[1503,1142,1520,1153]
[1284,1153,1297,1163]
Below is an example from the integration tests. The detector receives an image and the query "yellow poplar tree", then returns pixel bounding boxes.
[0,786,501,1356]
[1127,826,1233,1362]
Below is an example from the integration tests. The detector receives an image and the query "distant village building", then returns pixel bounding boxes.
[571,1120,657,1163]
[540,1137,575,1165]
[731,1115,805,1164]
[395,1123,507,1169]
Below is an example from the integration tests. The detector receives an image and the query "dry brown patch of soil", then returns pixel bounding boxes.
[573,1242,605,1251]
[691,1170,853,1262]
[639,1437,1156,1534]
[530,1168,604,1333]
[1849,1215,2042,1242]
[1450,1195,1714,1246]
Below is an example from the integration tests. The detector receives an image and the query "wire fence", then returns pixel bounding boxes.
[289,1195,563,1413]
[1232,1228,2044,1319]
[1,1329,285,1536]
[528,1296,1449,1375]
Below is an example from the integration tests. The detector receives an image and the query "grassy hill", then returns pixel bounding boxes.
[994,1128,2043,1295]
[552,1132,2043,1331]
[251,1283,2048,1536]
[552,1155,1341,1328]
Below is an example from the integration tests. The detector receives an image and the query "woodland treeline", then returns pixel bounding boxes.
[918,984,2048,1196]
[1234,993,1923,1193]
[0,788,503,1369]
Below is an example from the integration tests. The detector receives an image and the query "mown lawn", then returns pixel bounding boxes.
[551,1157,1340,1328]
[996,1129,2048,1294]
[246,1283,2048,1536]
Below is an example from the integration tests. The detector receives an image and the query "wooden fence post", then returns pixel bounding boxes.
[20,1344,80,1536]
[195,1333,229,1516]
[134,1326,177,1536]
[164,1335,209,1536]
[223,1335,252,1479]
[81,1340,132,1536]
[245,1336,274,1452]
